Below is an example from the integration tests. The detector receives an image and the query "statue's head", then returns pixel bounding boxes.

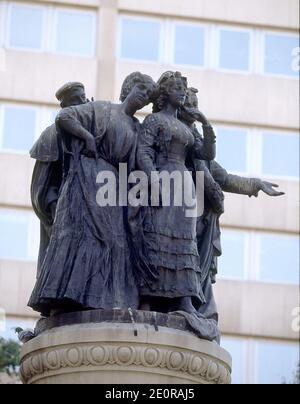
[56,82,87,108]
[120,72,158,112]
[153,71,187,113]
[179,87,200,124]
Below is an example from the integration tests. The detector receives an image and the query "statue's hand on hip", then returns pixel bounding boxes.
[83,136,97,158]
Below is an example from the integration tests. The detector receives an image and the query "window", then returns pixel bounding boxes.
[222,336,299,384]
[218,28,251,72]
[259,233,299,285]
[257,341,299,384]
[216,128,248,173]
[264,33,299,78]
[262,132,300,179]
[0,210,39,261]
[0,48,5,72]
[0,212,28,259]
[120,17,161,62]
[219,230,247,280]
[0,104,61,153]
[215,126,299,179]
[174,24,205,66]
[219,229,299,285]
[4,3,96,57]
[50,109,59,126]
[8,4,44,50]
[222,337,246,384]
[1,105,37,152]
[55,10,96,56]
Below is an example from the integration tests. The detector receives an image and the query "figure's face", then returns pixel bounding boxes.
[64,87,87,107]
[126,82,155,111]
[167,79,187,109]
[181,93,199,124]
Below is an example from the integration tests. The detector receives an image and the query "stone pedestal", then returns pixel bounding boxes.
[20,310,232,384]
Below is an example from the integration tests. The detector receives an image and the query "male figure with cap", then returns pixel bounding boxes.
[179,87,284,341]
[30,82,88,277]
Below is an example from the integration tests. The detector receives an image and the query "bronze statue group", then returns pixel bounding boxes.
[28,72,284,342]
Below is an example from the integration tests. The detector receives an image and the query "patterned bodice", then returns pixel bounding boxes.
[143,112,195,163]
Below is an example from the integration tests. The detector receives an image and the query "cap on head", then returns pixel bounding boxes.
[55,82,85,103]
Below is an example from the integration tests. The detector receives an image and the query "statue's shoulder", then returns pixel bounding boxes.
[89,101,112,121]
[30,123,59,162]
[62,101,111,117]
[63,101,112,129]
[92,100,112,112]
[91,101,112,138]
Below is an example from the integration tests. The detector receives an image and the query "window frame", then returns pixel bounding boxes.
[5,1,47,52]
[262,29,300,80]
[219,228,299,286]
[52,6,97,58]
[170,19,208,70]
[216,25,254,75]
[222,336,299,384]
[221,335,249,384]
[257,231,300,286]
[259,130,300,181]
[214,124,299,181]
[118,14,164,64]
[0,1,6,48]
[218,228,250,281]
[254,339,300,384]
[0,208,39,262]
[0,102,63,155]
[215,125,251,176]
[0,103,40,154]
[27,210,40,261]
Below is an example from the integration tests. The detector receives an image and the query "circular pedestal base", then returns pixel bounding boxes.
[20,318,231,384]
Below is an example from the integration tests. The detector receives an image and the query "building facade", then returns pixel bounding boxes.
[0,0,299,384]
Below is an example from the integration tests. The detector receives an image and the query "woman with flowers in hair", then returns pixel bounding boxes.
[137,71,216,316]
[29,72,158,316]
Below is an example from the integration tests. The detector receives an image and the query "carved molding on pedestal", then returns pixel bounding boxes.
[20,315,232,385]
[21,341,231,385]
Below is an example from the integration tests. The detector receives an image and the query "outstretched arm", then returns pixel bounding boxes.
[211,161,285,197]
[56,107,97,157]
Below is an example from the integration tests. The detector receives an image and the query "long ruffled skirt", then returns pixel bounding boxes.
[28,156,139,315]
[140,159,205,306]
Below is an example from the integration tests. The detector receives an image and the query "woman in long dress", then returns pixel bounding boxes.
[28,73,158,316]
[137,71,216,315]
